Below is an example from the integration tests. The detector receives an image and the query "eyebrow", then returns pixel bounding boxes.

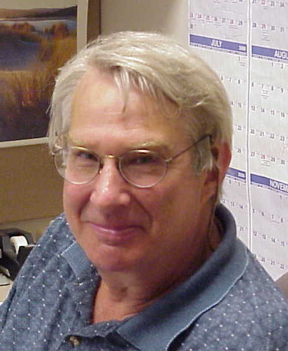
[132,141,172,153]
[68,135,172,156]
[67,135,94,148]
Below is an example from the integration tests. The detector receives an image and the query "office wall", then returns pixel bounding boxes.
[101,0,188,47]
[0,143,63,224]
[0,0,100,234]
[0,142,63,239]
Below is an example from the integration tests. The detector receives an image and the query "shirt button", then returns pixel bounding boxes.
[68,335,81,347]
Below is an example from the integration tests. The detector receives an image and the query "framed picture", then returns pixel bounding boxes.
[0,0,89,147]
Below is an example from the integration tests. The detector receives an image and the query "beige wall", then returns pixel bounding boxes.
[101,0,188,47]
[0,143,63,239]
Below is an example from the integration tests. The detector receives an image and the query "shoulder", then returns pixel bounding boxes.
[16,214,73,270]
[190,248,288,350]
[0,214,75,327]
[37,213,74,250]
[3,214,74,300]
[19,213,74,277]
[216,251,288,347]
[239,250,287,303]
[235,250,288,314]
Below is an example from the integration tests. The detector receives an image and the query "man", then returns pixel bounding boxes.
[0,31,287,350]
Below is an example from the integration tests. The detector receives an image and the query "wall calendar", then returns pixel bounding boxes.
[189,0,288,280]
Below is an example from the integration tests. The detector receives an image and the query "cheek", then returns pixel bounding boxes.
[63,182,90,217]
[142,186,185,229]
[156,177,206,223]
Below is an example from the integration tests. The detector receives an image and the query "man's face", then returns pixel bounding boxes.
[63,69,217,277]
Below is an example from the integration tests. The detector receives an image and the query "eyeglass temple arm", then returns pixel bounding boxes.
[165,134,213,163]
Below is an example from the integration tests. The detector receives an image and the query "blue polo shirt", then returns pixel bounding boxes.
[0,205,287,350]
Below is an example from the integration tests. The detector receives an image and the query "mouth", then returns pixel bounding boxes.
[88,222,143,245]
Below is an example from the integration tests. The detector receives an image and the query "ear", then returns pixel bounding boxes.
[215,141,232,183]
[202,141,231,202]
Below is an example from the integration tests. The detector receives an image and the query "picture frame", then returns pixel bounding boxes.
[0,0,90,148]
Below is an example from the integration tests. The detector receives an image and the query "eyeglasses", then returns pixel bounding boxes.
[52,134,212,188]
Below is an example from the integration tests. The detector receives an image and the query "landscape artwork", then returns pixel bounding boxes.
[0,5,77,142]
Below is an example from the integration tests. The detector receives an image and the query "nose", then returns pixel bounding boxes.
[90,158,132,209]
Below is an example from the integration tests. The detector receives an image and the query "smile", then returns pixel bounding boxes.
[88,222,143,245]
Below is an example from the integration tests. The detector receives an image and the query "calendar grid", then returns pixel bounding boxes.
[189,0,288,280]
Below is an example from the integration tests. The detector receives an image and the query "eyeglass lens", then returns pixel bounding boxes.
[54,147,168,188]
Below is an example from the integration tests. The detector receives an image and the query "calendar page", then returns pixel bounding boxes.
[189,0,288,280]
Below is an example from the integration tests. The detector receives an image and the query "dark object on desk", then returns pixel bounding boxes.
[0,228,35,280]
[276,272,288,298]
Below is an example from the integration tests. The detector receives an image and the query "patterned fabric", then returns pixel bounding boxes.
[0,205,287,351]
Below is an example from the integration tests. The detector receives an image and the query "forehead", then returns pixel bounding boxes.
[70,69,189,150]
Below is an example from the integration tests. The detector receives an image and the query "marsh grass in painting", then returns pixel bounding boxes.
[0,6,77,142]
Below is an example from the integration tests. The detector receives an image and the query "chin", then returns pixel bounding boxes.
[84,244,141,273]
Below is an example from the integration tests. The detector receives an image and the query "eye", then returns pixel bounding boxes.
[76,150,94,160]
[128,152,160,166]
[121,151,164,178]
[69,147,99,166]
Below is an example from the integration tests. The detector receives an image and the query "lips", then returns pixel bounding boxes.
[88,222,144,245]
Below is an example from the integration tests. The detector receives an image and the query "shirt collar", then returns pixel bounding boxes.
[61,205,248,351]
[62,241,94,278]
[116,205,248,351]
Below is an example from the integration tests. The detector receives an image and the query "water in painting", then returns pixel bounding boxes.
[0,6,77,142]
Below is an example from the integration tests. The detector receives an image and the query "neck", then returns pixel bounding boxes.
[93,217,222,324]
[93,274,164,323]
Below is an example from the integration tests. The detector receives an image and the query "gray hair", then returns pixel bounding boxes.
[48,31,232,175]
